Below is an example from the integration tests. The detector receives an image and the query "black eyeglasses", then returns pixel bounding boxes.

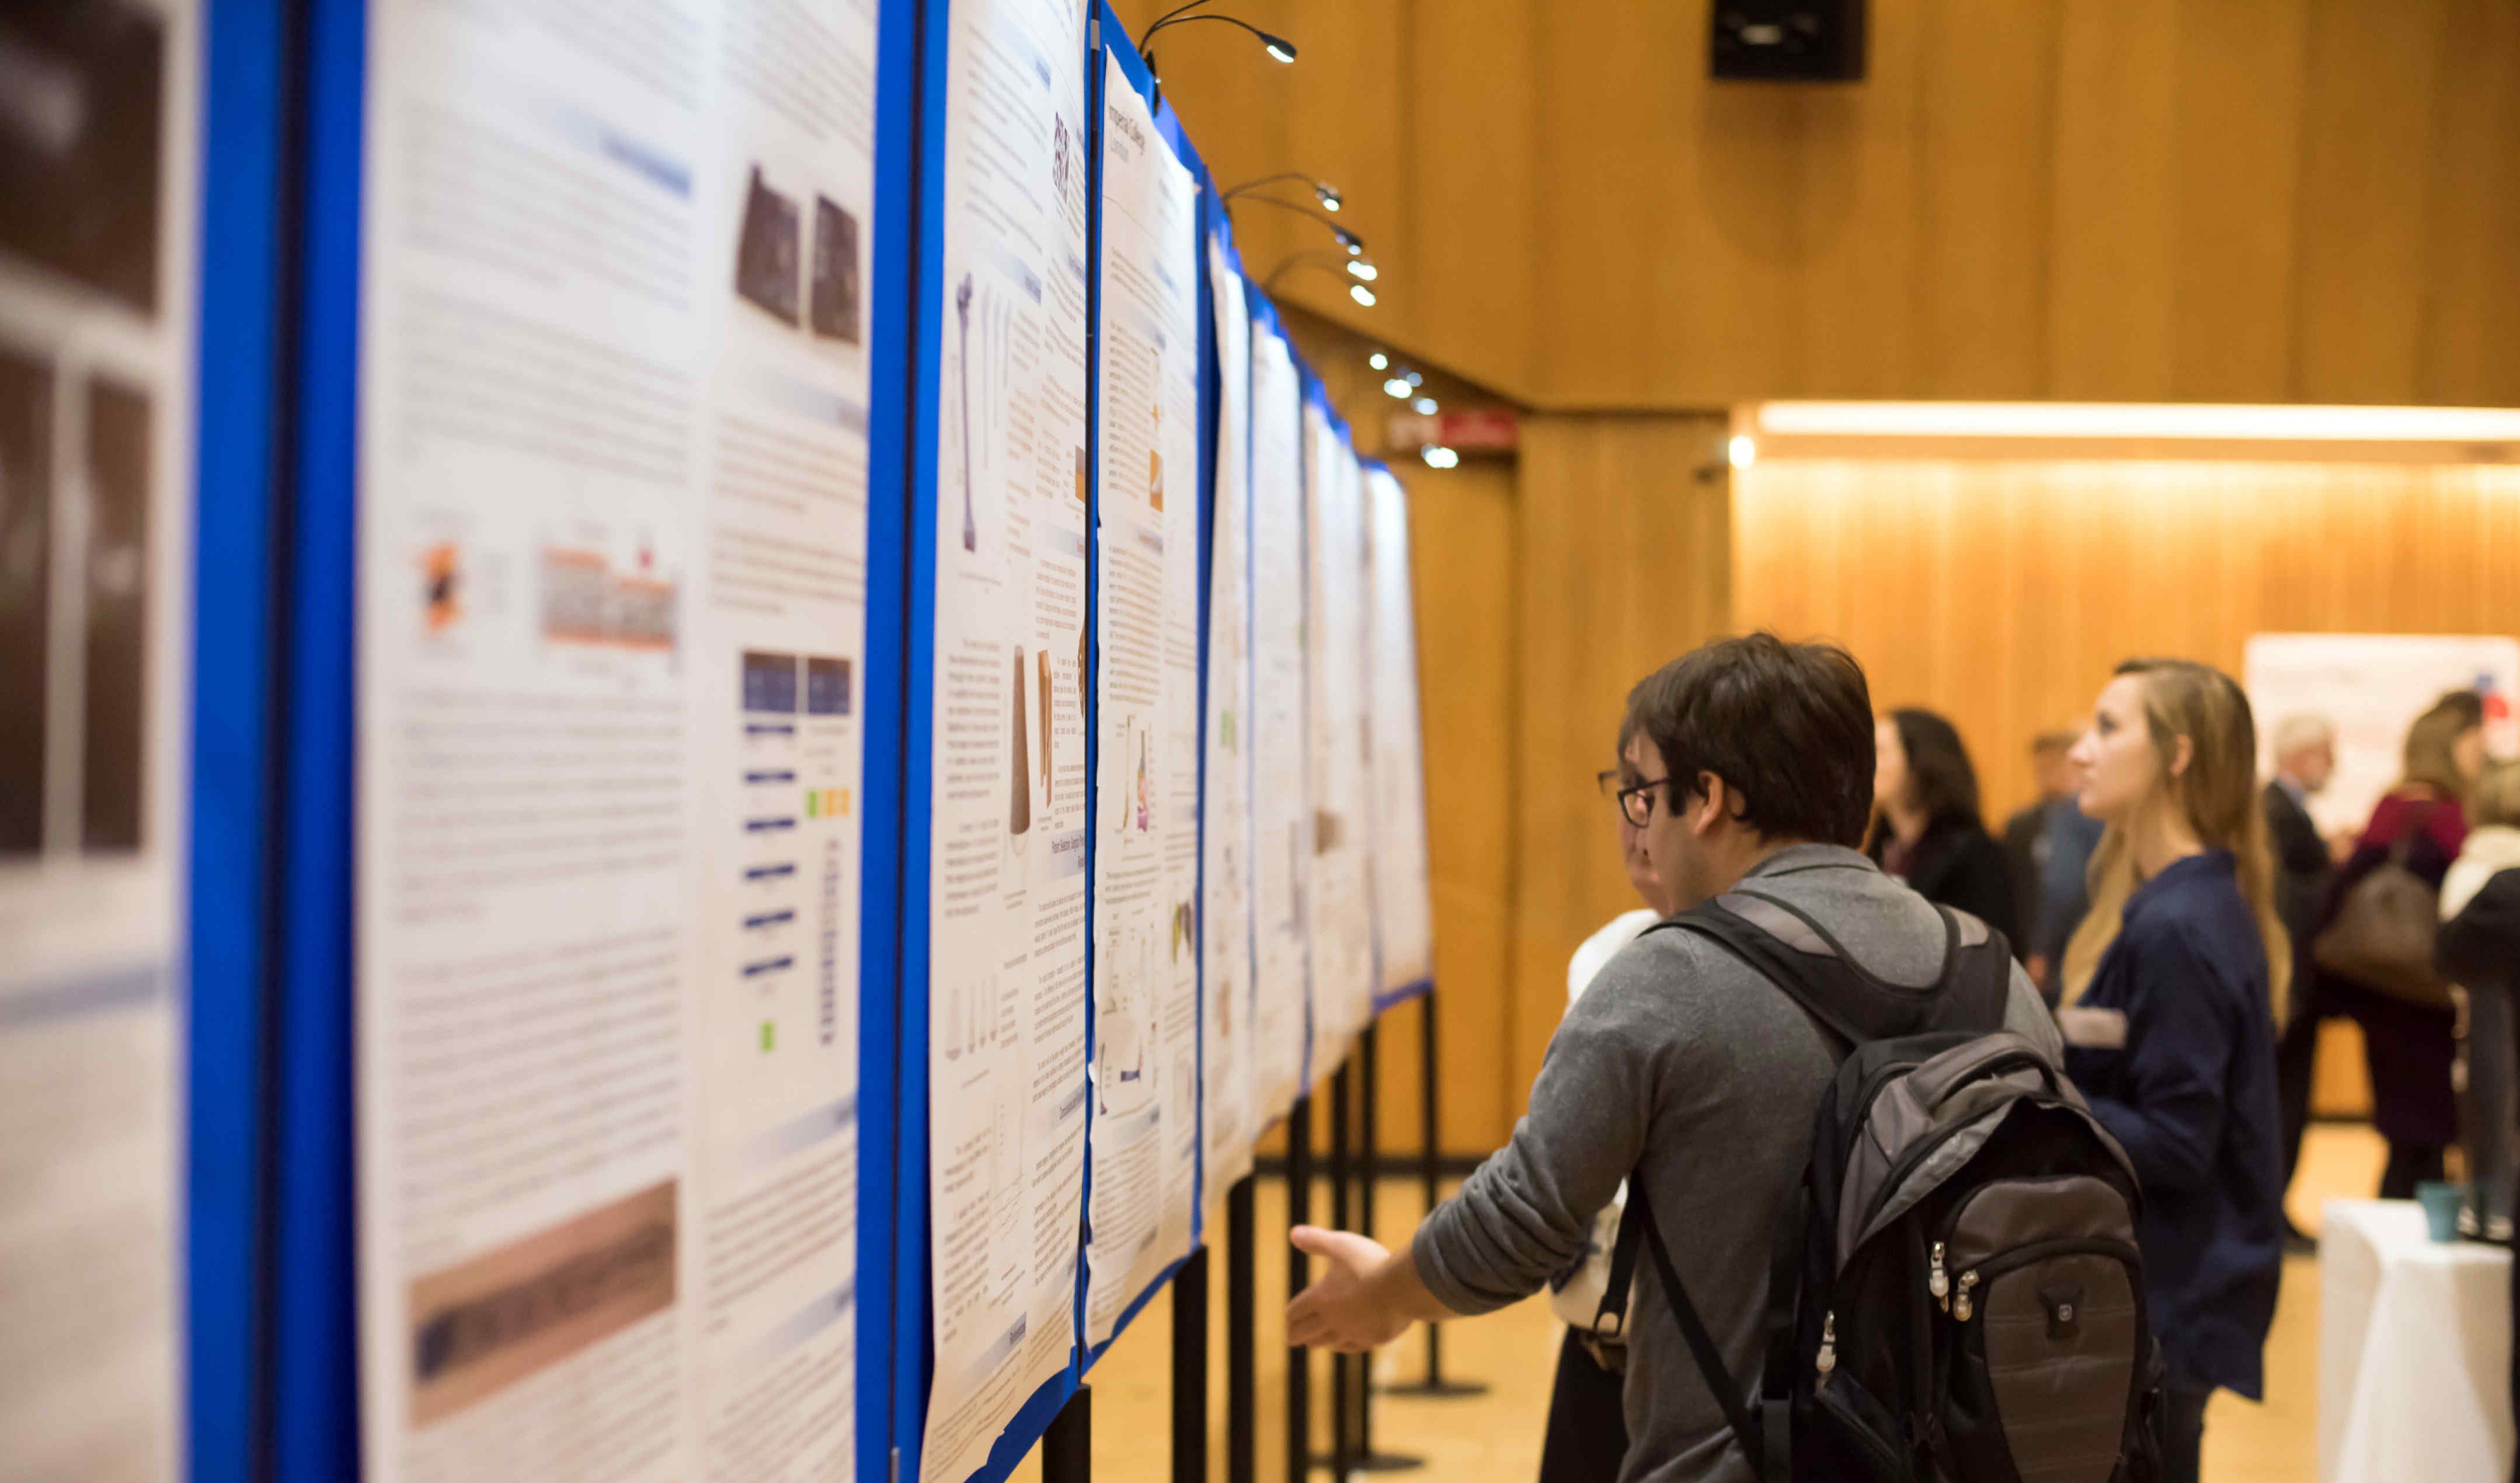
[1596,768,1670,828]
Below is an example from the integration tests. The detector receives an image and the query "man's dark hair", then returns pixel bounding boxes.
[1618,633,1875,847]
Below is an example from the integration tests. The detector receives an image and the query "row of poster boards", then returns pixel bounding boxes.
[0,4,1436,1483]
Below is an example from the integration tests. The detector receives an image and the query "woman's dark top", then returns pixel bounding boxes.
[2062,850,2282,1399]
[2313,789,2469,1148]
[1869,813,2020,947]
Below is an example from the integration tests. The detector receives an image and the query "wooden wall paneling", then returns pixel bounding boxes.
[2289,0,2453,403]
[1405,0,1541,396]
[2045,0,2180,400]
[1512,416,1732,1112]
[1791,0,1924,398]
[2418,1,2520,406]
[1909,0,2062,398]
[2169,0,2309,400]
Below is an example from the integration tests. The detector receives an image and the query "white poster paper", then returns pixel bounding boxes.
[919,0,1094,1476]
[1246,324,1310,1118]
[2244,633,2520,838]
[1081,54,1200,1344]
[1304,413,1374,1060]
[1199,252,1255,1207]
[1363,467,1433,1000]
[0,3,197,1477]
[356,3,877,1479]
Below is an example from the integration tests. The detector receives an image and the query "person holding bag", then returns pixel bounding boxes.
[2307,690,2488,1199]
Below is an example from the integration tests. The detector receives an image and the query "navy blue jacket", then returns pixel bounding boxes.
[2063,850,2284,1399]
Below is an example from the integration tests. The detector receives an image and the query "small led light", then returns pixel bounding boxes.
[1383,377,1412,399]
[1368,353,1388,371]
[1729,434,1757,469]
[1403,371,1422,387]
[1262,33,1297,62]
[1349,284,1376,307]
[1421,445,1459,469]
[1346,260,1378,282]
[1412,397,1437,415]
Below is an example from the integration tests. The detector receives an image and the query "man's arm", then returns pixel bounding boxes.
[1284,1227,1459,1352]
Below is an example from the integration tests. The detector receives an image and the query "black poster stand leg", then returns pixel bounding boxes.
[1228,1174,1257,1483]
[1321,1060,1353,1479]
[1381,994,1487,1400]
[1349,1022,1422,1471]
[1174,1245,1209,1483]
[1286,1096,1313,1483]
[1046,1384,1092,1483]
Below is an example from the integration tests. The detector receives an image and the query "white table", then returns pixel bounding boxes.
[2320,1199,2512,1483]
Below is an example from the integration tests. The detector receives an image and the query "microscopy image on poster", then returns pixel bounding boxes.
[1199,246,1255,1206]
[1082,57,1200,1345]
[0,3,197,1478]
[918,0,1095,1478]
[1246,322,1310,1118]
[1363,466,1433,1001]
[355,2,881,1479]
[1304,413,1374,1064]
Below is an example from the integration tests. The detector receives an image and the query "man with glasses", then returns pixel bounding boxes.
[1286,634,2060,1483]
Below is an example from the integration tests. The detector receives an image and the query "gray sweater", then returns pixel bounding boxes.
[1411,845,2063,1483]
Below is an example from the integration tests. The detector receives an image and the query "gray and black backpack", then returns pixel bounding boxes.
[1590,890,2163,1483]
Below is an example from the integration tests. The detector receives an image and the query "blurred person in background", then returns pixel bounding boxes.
[2058,659,2289,1483]
[2000,730,2082,965]
[2435,762,2520,1483]
[2265,713,2340,1245]
[2309,690,2488,1199]
[1865,707,2018,942]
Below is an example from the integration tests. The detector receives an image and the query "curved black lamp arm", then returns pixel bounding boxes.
[1137,0,1216,47]
[1262,255,1365,295]
[1141,13,1297,61]
[1224,172,1328,201]
[1226,192,1360,250]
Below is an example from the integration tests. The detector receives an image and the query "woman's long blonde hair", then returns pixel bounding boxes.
[2060,659,2291,1021]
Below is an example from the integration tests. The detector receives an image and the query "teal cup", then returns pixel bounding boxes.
[2415,1181,2466,1242]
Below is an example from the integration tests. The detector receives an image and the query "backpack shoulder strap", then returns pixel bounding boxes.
[1633,1186,1766,1477]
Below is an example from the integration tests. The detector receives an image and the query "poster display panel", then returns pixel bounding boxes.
[1199,241,1256,1204]
[2243,633,2520,838]
[353,4,881,1479]
[1081,48,1201,1348]
[0,2,199,1476]
[1363,464,1433,1004]
[1303,404,1374,1060]
[917,0,1095,1475]
[1246,314,1311,1116]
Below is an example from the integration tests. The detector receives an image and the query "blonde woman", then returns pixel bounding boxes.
[2059,659,2289,1483]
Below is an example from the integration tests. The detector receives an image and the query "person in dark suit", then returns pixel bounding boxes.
[1865,708,2018,941]
[2264,715,2338,1246]
[2000,730,2081,965]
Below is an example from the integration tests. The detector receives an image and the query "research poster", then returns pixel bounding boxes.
[1304,411,1374,1059]
[354,3,879,1479]
[1363,465,1433,1001]
[1246,321,1311,1116]
[1199,248,1256,1205]
[1081,55,1200,1345]
[2244,633,2520,839]
[918,0,1095,1475]
[0,2,197,1477]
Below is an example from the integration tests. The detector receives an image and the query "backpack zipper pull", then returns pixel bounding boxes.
[1815,1310,1837,1390]
[1954,1270,1979,1323]
[1929,1242,1949,1310]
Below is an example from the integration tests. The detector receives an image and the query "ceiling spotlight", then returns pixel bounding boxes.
[1383,377,1412,399]
[1346,259,1377,282]
[1421,445,1460,469]
[1349,284,1376,307]
[1412,396,1437,415]
[1368,352,1388,371]
[1728,434,1757,469]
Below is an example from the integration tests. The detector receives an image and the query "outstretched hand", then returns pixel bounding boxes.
[1285,1226,1414,1353]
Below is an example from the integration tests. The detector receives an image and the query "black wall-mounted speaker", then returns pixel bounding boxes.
[1710,2,1867,82]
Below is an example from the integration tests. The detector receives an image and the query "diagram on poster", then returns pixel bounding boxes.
[1247,321,1311,1116]
[1200,245,1256,1204]
[1304,410,1374,1063]
[0,3,199,1477]
[1082,53,1200,1346]
[354,2,879,1479]
[920,0,1095,1478]
[1364,466,1433,1002]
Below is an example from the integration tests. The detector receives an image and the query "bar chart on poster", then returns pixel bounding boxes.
[350,1,882,1479]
